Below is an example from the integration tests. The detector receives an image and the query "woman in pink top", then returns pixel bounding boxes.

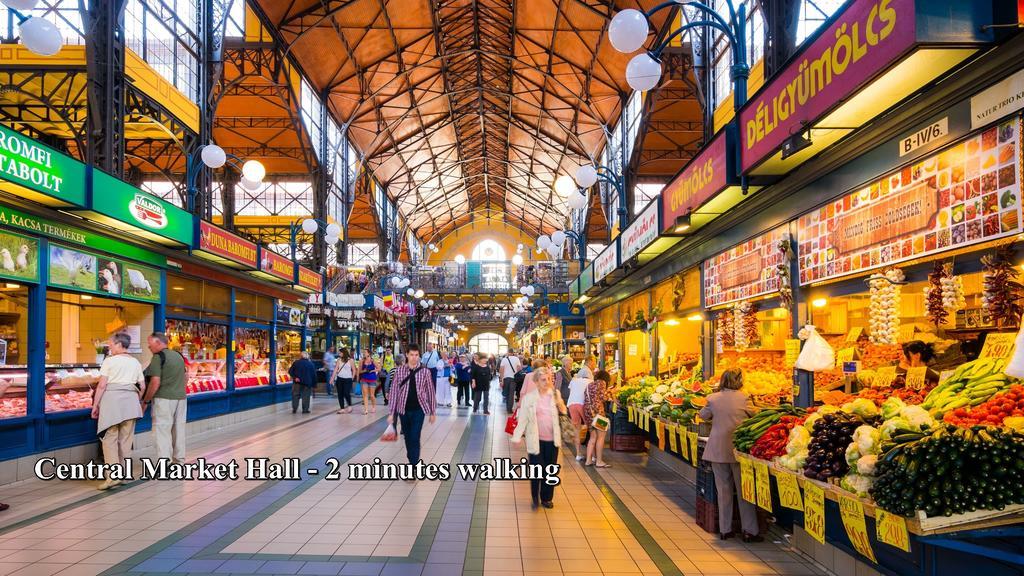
[511,366,566,509]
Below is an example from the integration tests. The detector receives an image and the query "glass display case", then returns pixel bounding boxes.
[234,327,270,388]
[44,364,100,413]
[276,329,302,383]
[0,365,27,418]
[165,319,228,394]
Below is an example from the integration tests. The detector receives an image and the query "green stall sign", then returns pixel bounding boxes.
[0,125,87,207]
[48,243,161,303]
[86,170,193,246]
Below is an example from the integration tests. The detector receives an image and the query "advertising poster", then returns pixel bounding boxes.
[0,230,39,283]
[122,263,161,302]
[704,227,788,307]
[97,258,123,296]
[49,244,97,291]
[798,117,1021,285]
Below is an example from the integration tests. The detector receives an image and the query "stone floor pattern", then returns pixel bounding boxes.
[0,389,827,576]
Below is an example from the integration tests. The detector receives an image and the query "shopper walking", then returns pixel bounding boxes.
[434,350,453,407]
[555,354,574,403]
[470,353,492,414]
[332,348,356,414]
[381,349,396,405]
[422,343,440,383]
[577,354,596,379]
[454,354,472,408]
[387,345,437,466]
[499,350,522,413]
[699,369,761,542]
[322,346,336,395]
[359,350,378,414]
[288,351,317,414]
[565,368,589,462]
[91,332,145,490]
[142,333,187,463]
[584,370,612,468]
[511,366,566,509]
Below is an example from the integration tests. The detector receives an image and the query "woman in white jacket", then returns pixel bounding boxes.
[512,366,567,509]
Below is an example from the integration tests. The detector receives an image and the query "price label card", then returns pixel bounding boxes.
[739,457,756,503]
[876,509,911,553]
[938,369,955,385]
[688,431,699,464]
[898,324,917,343]
[754,461,773,512]
[680,428,689,462]
[846,326,864,342]
[905,366,928,390]
[856,369,876,387]
[628,405,635,423]
[668,424,678,453]
[839,494,877,563]
[777,472,803,510]
[980,332,1017,359]
[644,412,651,432]
[837,347,856,363]
[803,482,826,544]
[656,420,666,451]
[785,339,801,369]
[874,366,898,388]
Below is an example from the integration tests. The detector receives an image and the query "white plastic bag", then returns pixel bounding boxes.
[1004,325,1024,378]
[795,325,835,372]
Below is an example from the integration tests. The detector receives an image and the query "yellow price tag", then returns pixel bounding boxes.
[628,405,635,423]
[846,326,864,342]
[644,411,651,432]
[876,509,911,553]
[803,482,826,544]
[874,366,897,388]
[668,424,678,453]
[785,339,801,369]
[754,461,773,512]
[905,366,928,390]
[687,431,698,465]
[898,324,917,343]
[980,332,1017,359]
[856,370,876,387]
[739,457,755,504]
[656,420,665,451]
[777,472,803,510]
[938,369,955,385]
[836,347,856,363]
[839,494,877,563]
[680,427,689,461]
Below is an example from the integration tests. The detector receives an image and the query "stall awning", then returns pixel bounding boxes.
[194,220,258,270]
[740,0,991,176]
[0,125,86,208]
[76,170,193,247]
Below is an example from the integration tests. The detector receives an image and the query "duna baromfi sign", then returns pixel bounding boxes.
[129,193,168,229]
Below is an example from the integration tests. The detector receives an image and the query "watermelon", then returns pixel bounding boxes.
[666,396,684,407]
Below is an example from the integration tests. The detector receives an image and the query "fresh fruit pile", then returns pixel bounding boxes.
[871,425,1024,517]
[859,343,903,369]
[804,412,878,481]
[749,415,804,460]
[733,405,805,452]
[921,358,1015,418]
[814,370,843,390]
[943,384,1024,427]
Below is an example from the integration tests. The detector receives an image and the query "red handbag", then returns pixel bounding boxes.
[505,410,518,435]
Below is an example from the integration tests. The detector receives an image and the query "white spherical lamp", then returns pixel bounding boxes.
[390,277,402,288]
[241,160,266,182]
[568,191,588,210]
[301,219,318,234]
[406,288,415,297]
[512,254,523,265]
[537,235,551,251]
[3,0,40,9]
[414,289,425,299]
[554,175,576,197]
[575,164,598,188]
[428,299,434,306]
[608,9,650,54]
[325,223,341,238]
[519,286,529,295]
[420,300,428,308]
[200,144,226,168]
[19,16,62,56]
[324,234,339,245]
[240,177,263,191]
[525,286,536,297]
[626,52,662,92]
[454,254,466,264]
[551,230,566,247]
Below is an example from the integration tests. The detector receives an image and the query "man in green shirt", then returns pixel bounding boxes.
[143,332,188,463]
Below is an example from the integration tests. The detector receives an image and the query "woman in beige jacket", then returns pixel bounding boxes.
[698,369,761,542]
[512,366,567,509]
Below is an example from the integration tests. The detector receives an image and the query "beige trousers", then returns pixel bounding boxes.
[101,420,135,467]
[152,398,187,463]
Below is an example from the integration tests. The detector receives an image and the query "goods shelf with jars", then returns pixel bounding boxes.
[652,267,702,378]
[164,319,228,395]
[618,290,653,380]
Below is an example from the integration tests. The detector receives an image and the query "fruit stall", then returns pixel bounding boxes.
[652,268,703,378]
[618,290,654,380]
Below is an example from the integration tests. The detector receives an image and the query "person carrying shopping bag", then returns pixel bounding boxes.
[511,366,567,509]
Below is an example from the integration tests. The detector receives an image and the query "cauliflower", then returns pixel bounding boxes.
[853,425,880,455]
[881,397,906,420]
[786,425,811,453]
[655,384,670,395]
[857,454,878,476]
[845,443,862,466]
[841,473,875,497]
[649,393,664,404]
[804,412,824,432]
[776,449,809,471]
[880,417,912,441]
[900,405,935,430]
[842,398,879,418]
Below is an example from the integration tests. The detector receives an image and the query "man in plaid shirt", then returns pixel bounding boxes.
[387,345,437,466]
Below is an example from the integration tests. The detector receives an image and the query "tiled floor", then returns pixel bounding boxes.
[0,388,827,576]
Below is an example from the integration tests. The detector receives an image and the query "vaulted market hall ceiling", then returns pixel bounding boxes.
[251,0,675,239]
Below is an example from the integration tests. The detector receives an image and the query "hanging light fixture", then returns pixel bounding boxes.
[554,175,576,197]
[200,144,227,168]
[575,165,599,188]
[608,8,649,53]
[625,52,662,92]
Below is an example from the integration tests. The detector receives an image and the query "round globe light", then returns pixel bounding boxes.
[415,289,425,299]
[324,235,339,245]
[240,177,263,191]
[200,144,226,168]
[420,300,428,307]
[551,230,566,247]
[454,254,466,264]
[390,277,402,288]
[19,16,62,56]
[241,159,266,182]
[608,9,650,54]
[400,278,410,288]
[626,52,662,92]
[2,0,40,10]
[512,254,523,265]
[575,164,598,188]
[524,286,536,297]
[519,286,529,295]
[554,174,576,197]
[568,191,588,210]
[427,299,434,306]
[325,223,341,238]
[537,235,551,250]
[301,219,318,234]
[406,288,415,297]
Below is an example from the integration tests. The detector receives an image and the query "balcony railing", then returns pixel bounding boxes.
[408,260,578,293]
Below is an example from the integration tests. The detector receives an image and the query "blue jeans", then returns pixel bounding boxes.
[399,409,425,465]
